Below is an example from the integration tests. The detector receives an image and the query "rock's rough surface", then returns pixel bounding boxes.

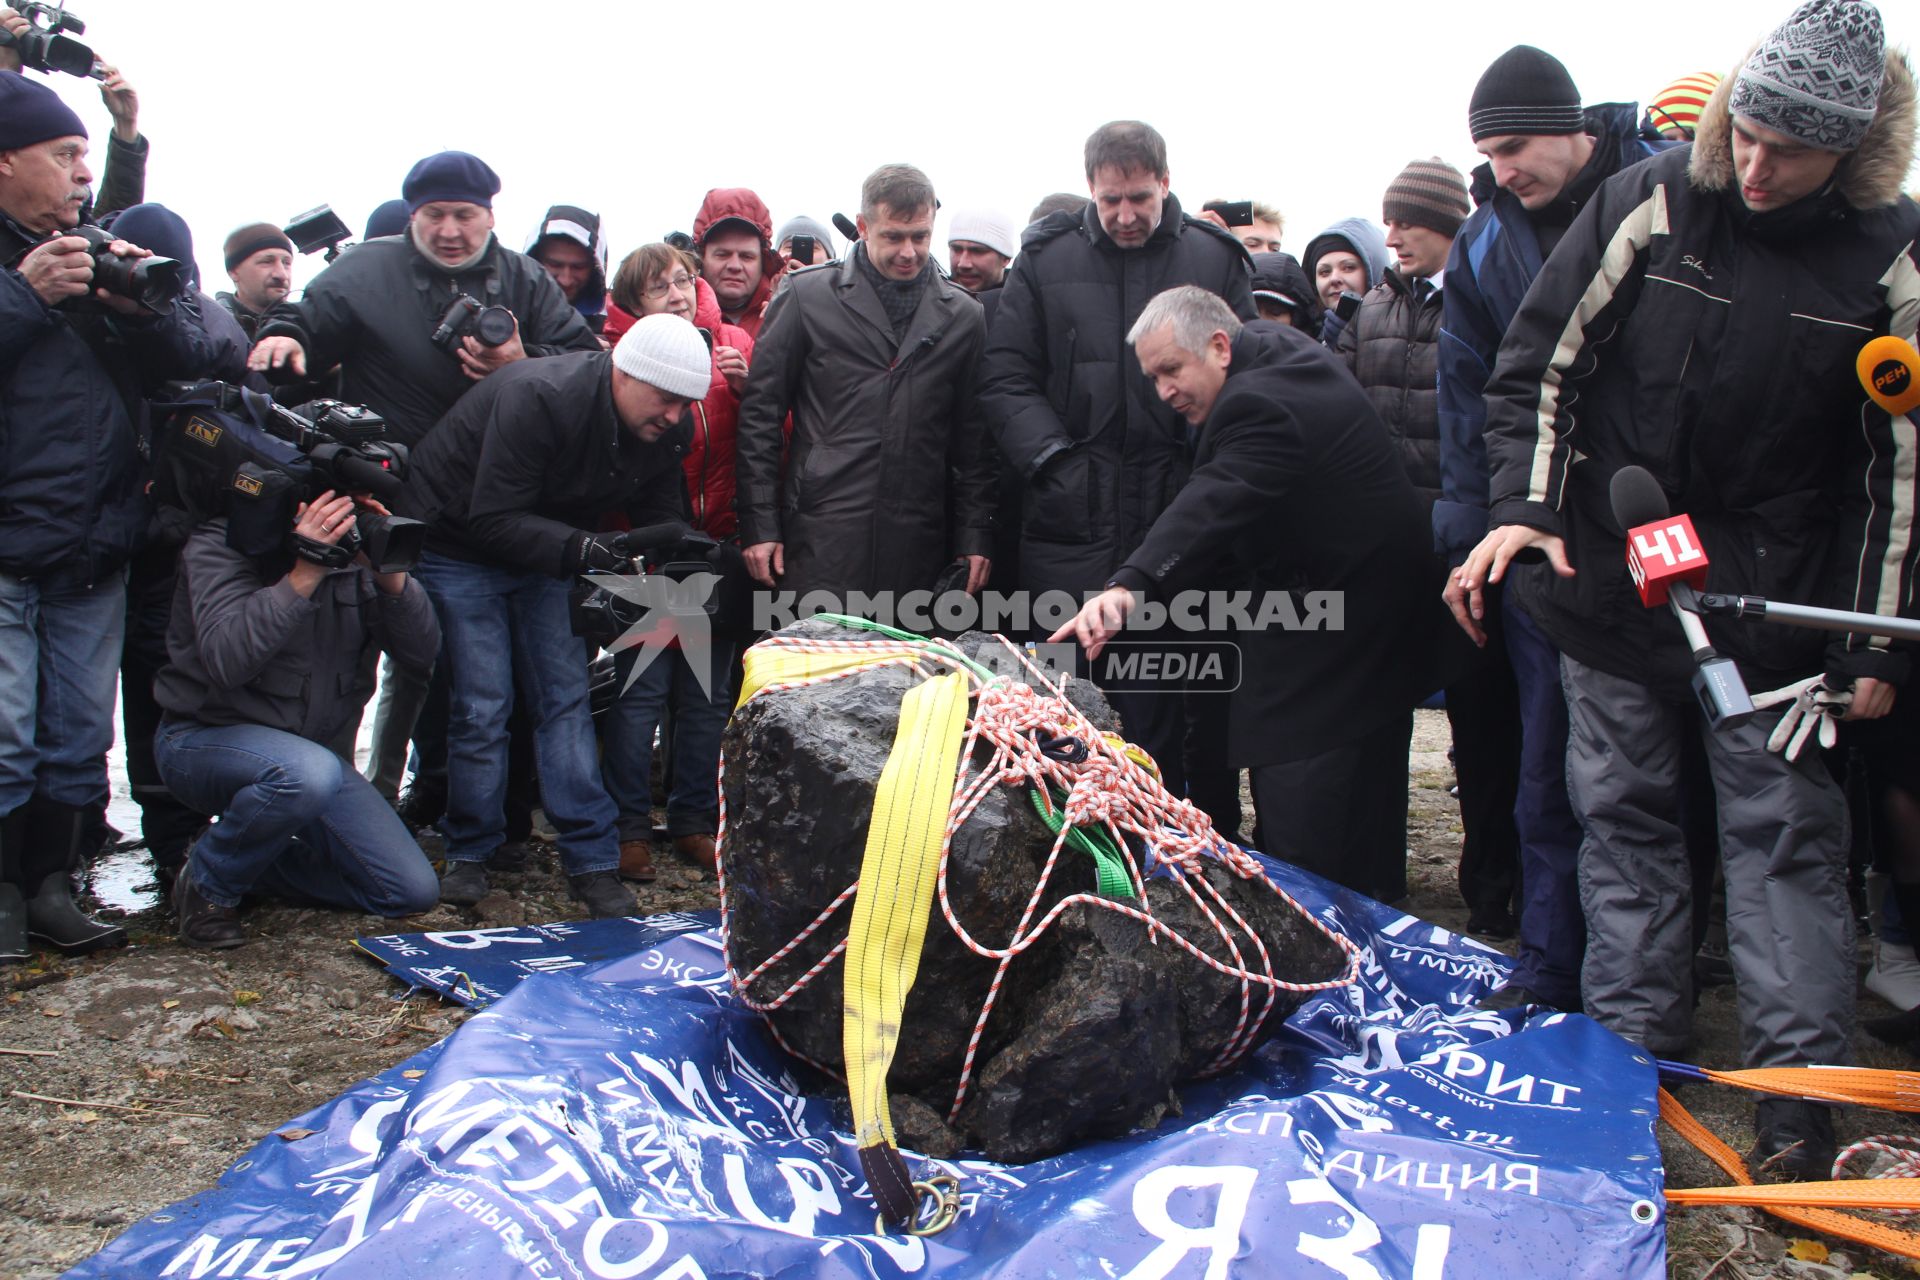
[721,621,1351,1162]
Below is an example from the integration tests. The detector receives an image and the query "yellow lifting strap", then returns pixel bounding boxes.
[842,669,971,1228]
[737,645,919,709]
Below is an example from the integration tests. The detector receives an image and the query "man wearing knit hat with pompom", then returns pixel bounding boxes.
[405,315,713,918]
[1450,0,1919,1180]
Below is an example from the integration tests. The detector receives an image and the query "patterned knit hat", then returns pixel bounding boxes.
[1644,72,1723,138]
[1469,45,1585,141]
[1382,159,1471,239]
[1731,0,1885,151]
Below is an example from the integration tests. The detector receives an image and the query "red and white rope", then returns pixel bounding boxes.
[1836,1135,1920,1211]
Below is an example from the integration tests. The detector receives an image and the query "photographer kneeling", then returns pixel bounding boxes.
[154,491,441,947]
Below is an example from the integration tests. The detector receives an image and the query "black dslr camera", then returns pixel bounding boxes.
[153,384,427,573]
[0,2,99,79]
[51,225,187,312]
[431,295,516,355]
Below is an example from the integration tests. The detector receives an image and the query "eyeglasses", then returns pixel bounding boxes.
[643,273,695,300]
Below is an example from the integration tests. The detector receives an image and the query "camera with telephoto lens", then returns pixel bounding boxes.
[430,294,516,355]
[51,224,186,312]
[0,2,99,79]
[152,383,427,573]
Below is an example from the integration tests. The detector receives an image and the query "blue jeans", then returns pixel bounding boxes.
[0,567,125,816]
[414,553,617,874]
[603,638,737,842]
[155,719,438,914]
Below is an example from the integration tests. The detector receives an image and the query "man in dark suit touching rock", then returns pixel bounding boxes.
[1052,285,1457,901]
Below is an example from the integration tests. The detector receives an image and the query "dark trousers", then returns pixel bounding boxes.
[1103,684,1243,844]
[120,548,208,870]
[1503,594,1588,1006]
[1443,599,1522,924]
[1250,711,1414,902]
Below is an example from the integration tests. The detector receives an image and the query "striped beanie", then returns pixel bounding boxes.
[1644,72,1722,138]
[1469,45,1584,142]
[1382,159,1471,239]
[1730,0,1885,152]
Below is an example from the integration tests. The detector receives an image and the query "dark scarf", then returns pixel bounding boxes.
[854,242,930,344]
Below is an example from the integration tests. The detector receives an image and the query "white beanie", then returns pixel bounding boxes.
[612,314,711,400]
[948,208,1017,260]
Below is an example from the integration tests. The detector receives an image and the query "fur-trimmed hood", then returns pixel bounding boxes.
[1690,43,1916,210]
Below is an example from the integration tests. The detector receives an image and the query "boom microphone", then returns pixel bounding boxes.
[1858,335,1920,417]
[1610,465,1754,727]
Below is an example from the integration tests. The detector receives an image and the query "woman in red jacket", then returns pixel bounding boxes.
[599,246,756,879]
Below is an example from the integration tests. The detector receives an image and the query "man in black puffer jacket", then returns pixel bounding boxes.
[0,76,216,961]
[981,120,1253,832]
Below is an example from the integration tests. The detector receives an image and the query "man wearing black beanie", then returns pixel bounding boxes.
[1430,46,1674,1016]
[0,73,216,961]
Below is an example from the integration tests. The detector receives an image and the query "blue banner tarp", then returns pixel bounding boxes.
[70,858,1666,1279]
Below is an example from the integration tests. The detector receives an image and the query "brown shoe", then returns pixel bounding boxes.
[618,839,657,883]
[673,833,717,870]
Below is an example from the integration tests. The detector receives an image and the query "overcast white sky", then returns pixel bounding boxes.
[33,0,1920,294]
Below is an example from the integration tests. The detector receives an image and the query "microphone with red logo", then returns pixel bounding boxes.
[1611,466,1755,727]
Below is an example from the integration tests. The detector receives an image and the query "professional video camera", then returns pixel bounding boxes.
[55,224,187,312]
[283,204,354,263]
[569,528,752,645]
[0,1,100,79]
[152,382,426,573]
[431,294,516,355]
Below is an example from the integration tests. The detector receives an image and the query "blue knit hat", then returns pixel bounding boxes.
[0,73,87,150]
[363,198,410,239]
[101,203,197,286]
[401,151,500,213]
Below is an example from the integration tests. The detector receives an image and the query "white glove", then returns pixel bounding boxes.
[1749,675,1853,761]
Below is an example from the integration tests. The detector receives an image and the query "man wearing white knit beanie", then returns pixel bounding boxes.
[947,208,1017,294]
[406,313,711,919]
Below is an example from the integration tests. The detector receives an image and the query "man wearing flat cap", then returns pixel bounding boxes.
[0,73,216,962]
[247,150,599,448]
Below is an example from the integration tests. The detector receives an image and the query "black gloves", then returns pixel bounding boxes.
[574,531,636,574]
[625,521,698,553]
[573,523,701,574]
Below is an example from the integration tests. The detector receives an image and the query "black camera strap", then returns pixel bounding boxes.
[291,533,355,569]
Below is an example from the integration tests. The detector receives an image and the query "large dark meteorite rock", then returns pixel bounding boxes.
[722,620,1351,1162]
